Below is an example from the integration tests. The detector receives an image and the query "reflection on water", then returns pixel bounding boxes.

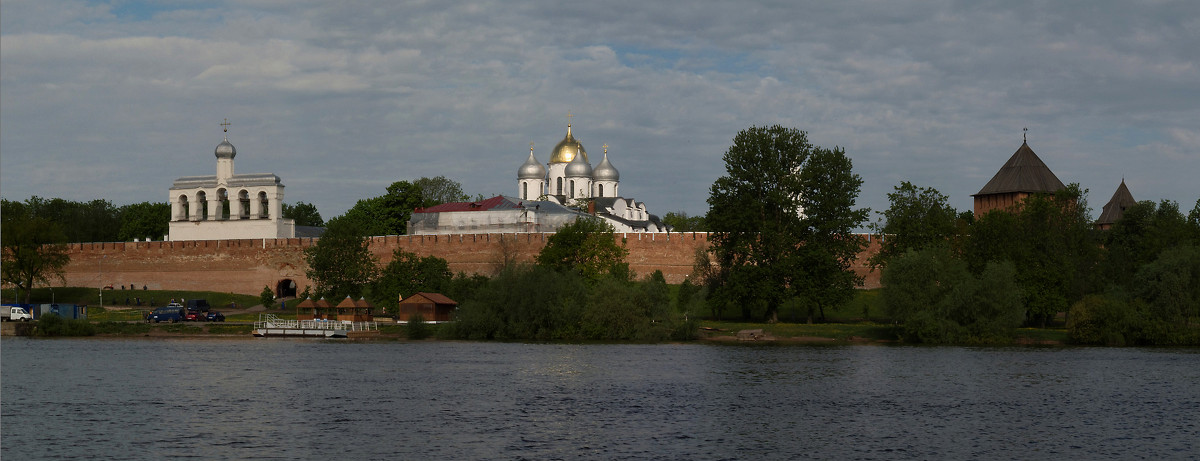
[3,339,1198,460]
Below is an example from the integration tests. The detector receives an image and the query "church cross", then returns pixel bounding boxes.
[566,111,574,127]
[603,143,608,154]
[530,141,535,152]
[220,118,232,133]
[1023,127,1028,143]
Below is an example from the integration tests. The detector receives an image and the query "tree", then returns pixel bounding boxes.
[330,177,469,236]
[303,219,378,299]
[333,181,423,236]
[795,145,871,321]
[413,175,470,207]
[869,182,958,269]
[283,202,324,227]
[260,286,276,309]
[706,125,868,322]
[1134,244,1200,328]
[662,211,707,232]
[536,217,629,280]
[1100,199,1196,290]
[17,196,121,242]
[117,202,170,241]
[369,250,453,315]
[883,246,1023,343]
[961,185,1098,327]
[1,200,71,304]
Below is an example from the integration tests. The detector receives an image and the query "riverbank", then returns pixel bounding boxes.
[4,318,1070,345]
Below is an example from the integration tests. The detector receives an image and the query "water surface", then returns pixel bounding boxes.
[3,339,1197,459]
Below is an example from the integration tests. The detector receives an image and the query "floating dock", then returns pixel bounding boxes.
[252,314,379,338]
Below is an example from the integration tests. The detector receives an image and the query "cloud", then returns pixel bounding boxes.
[2,0,1198,227]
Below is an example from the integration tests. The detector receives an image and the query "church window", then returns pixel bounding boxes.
[523,182,528,200]
[598,184,604,197]
[557,178,562,195]
[570,180,576,198]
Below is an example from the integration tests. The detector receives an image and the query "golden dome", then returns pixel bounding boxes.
[549,124,589,164]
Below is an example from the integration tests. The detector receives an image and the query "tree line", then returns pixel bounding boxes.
[872,182,1200,344]
[303,216,695,341]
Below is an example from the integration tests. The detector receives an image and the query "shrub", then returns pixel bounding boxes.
[446,264,693,342]
[34,314,96,337]
[407,312,430,340]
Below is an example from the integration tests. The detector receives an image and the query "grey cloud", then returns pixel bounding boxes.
[2,0,1197,225]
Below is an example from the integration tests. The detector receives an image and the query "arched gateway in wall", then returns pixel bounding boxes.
[276,279,297,298]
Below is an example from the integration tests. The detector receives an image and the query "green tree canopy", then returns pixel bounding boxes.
[882,246,1023,343]
[117,202,170,242]
[662,211,707,232]
[413,175,470,207]
[1100,199,1198,290]
[331,177,469,236]
[332,181,423,236]
[706,125,868,321]
[1,200,71,304]
[536,217,630,280]
[963,184,1098,327]
[10,196,120,242]
[303,218,378,299]
[869,182,958,269]
[283,201,324,227]
[369,250,453,315]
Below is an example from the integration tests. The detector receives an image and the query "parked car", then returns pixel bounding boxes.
[206,311,226,322]
[147,304,185,323]
[185,309,203,321]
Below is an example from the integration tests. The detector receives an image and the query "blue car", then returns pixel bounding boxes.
[147,304,185,323]
[206,311,225,322]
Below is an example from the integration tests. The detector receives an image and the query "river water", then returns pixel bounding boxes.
[2,338,1197,460]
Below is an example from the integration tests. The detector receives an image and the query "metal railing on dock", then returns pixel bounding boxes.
[253,313,378,331]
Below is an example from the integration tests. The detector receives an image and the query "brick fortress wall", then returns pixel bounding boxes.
[61,233,882,296]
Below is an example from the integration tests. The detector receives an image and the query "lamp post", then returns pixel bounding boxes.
[99,255,105,308]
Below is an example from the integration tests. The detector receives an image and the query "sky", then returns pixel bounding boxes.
[2,0,1198,228]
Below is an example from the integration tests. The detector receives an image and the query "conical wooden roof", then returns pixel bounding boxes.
[1097,180,1137,225]
[295,297,317,309]
[335,296,357,309]
[974,142,1066,196]
[355,297,374,308]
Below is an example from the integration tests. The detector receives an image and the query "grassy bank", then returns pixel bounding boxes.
[10,287,259,311]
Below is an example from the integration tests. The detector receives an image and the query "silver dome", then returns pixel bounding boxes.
[215,138,236,159]
[518,149,547,179]
[593,151,619,181]
[564,150,593,177]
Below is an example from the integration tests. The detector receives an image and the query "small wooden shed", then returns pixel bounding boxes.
[398,292,458,322]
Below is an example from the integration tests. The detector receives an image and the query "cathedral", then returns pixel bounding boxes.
[408,118,668,234]
[518,121,621,203]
